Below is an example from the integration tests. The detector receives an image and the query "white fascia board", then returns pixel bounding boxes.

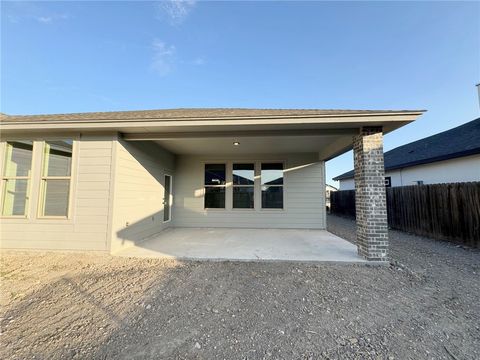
[0,112,423,133]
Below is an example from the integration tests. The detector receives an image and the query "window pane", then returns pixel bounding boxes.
[164,175,171,222]
[204,187,225,208]
[2,179,28,216]
[262,186,283,209]
[261,163,283,185]
[4,141,33,177]
[43,179,70,216]
[43,140,73,176]
[205,164,226,185]
[233,163,254,185]
[233,187,254,209]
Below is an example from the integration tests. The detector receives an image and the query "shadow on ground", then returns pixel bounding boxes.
[2,231,480,360]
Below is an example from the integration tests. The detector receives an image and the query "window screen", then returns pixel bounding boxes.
[40,140,73,217]
[261,163,283,209]
[233,163,254,208]
[204,164,226,208]
[1,141,33,216]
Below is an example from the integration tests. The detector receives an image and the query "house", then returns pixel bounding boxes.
[334,117,480,190]
[325,184,337,211]
[0,108,424,261]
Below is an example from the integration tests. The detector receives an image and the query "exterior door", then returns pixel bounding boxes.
[163,174,172,222]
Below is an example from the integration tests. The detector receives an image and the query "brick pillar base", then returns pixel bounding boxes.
[353,126,388,261]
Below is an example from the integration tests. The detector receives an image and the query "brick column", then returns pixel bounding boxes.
[353,126,388,261]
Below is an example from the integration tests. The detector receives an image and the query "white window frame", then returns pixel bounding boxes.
[0,141,34,218]
[37,139,75,219]
[260,162,285,210]
[232,162,255,210]
[163,173,173,223]
[204,162,227,210]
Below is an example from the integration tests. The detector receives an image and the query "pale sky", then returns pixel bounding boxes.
[2,1,479,185]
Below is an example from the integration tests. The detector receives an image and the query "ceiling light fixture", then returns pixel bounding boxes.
[233,141,240,146]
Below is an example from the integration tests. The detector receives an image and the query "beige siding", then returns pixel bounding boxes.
[109,140,175,252]
[0,134,115,251]
[1,134,326,251]
[173,153,326,229]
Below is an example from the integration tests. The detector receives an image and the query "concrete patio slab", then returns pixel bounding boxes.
[114,228,364,263]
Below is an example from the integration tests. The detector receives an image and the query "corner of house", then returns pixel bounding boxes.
[106,133,120,254]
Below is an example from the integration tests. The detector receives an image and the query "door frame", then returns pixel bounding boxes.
[163,173,173,223]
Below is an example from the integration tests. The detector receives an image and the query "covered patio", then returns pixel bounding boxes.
[114,227,364,262]
[110,109,424,262]
[1,108,424,259]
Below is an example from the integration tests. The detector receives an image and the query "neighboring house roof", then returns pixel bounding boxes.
[326,184,338,191]
[0,108,422,123]
[333,117,480,180]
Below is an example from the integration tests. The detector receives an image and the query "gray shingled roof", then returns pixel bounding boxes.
[333,117,480,180]
[0,108,422,123]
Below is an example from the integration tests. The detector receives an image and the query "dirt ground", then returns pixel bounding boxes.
[1,215,479,360]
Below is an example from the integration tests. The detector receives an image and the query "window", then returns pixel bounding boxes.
[39,140,73,217]
[385,176,391,188]
[163,174,172,222]
[261,163,283,209]
[204,164,226,208]
[1,141,33,216]
[233,163,254,209]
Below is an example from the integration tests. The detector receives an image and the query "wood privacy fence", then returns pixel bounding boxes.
[330,182,480,248]
[330,190,356,218]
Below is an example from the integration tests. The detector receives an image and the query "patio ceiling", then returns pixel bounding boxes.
[144,131,352,158]
[117,111,424,159]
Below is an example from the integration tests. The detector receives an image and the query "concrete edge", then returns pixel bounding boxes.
[114,253,371,265]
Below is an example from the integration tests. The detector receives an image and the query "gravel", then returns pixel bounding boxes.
[1,214,479,359]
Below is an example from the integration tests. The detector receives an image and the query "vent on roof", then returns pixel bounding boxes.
[477,83,480,108]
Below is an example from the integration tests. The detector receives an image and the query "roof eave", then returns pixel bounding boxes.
[0,110,425,126]
[0,111,425,133]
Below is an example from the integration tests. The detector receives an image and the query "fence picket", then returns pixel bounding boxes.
[330,182,480,248]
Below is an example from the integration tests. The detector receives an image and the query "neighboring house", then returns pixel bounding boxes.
[325,184,338,211]
[0,108,423,261]
[334,117,480,190]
